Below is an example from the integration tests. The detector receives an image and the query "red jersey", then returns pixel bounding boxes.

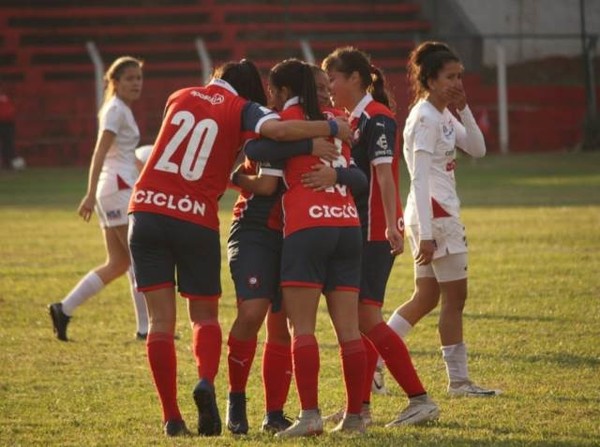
[130,79,277,230]
[280,98,360,237]
[349,94,404,241]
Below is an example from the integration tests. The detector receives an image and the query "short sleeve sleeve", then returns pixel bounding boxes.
[100,102,123,134]
[413,113,438,154]
[365,114,396,165]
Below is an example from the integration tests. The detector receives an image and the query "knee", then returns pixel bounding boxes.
[236,305,267,332]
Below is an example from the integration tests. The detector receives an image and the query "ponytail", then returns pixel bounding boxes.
[214,59,267,105]
[269,58,324,121]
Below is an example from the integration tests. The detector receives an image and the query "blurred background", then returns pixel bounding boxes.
[0,0,598,167]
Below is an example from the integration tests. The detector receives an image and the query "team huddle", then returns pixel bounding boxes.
[49,42,500,439]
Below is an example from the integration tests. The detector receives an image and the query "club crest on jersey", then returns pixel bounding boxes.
[247,275,260,289]
[442,123,454,138]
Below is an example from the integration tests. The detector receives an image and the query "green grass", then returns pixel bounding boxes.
[1,152,599,446]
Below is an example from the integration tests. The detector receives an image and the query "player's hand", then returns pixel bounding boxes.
[446,85,467,111]
[301,164,336,191]
[311,138,338,162]
[415,239,435,265]
[334,116,352,142]
[385,227,404,256]
[78,194,96,222]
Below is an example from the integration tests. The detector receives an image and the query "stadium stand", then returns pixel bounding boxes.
[0,0,430,165]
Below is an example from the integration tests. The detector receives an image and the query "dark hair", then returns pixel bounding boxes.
[407,41,461,107]
[321,46,394,111]
[214,59,267,106]
[269,58,323,121]
[103,56,143,105]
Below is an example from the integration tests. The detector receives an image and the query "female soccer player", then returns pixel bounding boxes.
[387,41,500,397]
[127,59,350,437]
[321,47,439,427]
[247,58,368,438]
[48,56,148,341]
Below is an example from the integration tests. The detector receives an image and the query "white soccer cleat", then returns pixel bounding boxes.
[274,409,323,438]
[330,413,366,435]
[324,403,372,427]
[448,381,502,397]
[372,365,388,395]
[385,395,440,427]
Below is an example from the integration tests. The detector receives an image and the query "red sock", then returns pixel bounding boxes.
[147,332,181,422]
[367,322,426,397]
[340,339,366,414]
[292,334,319,410]
[262,341,292,412]
[227,334,257,393]
[192,320,222,383]
[361,334,379,403]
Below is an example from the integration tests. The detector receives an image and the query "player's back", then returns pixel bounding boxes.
[132,81,247,230]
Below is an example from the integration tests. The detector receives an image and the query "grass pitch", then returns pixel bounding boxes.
[0,151,599,446]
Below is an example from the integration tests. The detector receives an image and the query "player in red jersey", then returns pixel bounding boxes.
[321,47,440,427]
[128,59,350,438]
[247,58,368,438]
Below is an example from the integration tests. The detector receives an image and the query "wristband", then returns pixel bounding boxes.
[327,119,339,137]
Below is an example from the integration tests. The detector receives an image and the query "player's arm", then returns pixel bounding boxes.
[259,115,351,142]
[300,163,367,194]
[245,137,338,162]
[78,130,115,222]
[230,164,280,196]
[374,161,404,256]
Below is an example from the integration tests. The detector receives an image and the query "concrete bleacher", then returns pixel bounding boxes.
[0,0,429,165]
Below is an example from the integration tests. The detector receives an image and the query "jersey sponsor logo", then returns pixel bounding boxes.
[308,204,358,219]
[133,189,206,216]
[190,90,224,105]
[376,134,388,150]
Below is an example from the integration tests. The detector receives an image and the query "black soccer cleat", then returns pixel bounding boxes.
[261,410,293,434]
[48,302,70,341]
[164,419,191,437]
[193,379,222,436]
[226,392,248,435]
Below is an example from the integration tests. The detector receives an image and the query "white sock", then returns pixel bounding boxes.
[387,312,413,339]
[375,312,414,368]
[61,271,105,316]
[127,267,148,335]
[441,342,469,385]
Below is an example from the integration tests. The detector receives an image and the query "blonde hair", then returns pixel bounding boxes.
[102,56,143,106]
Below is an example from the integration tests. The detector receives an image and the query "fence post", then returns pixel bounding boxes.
[195,38,212,85]
[496,43,509,154]
[85,41,104,112]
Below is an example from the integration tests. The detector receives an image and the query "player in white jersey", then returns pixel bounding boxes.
[383,41,501,397]
[48,56,148,341]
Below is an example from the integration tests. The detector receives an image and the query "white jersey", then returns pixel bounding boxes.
[96,95,140,198]
[403,99,485,239]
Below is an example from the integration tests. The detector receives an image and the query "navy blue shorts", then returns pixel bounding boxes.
[128,212,221,300]
[228,228,283,312]
[281,226,362,293]
[359,240,395,306]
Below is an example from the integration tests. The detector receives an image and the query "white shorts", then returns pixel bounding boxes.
[95,189,131,228]
[408,216,468,282]
[414,252,468,282]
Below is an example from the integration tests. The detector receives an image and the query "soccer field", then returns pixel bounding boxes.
[0,152,599,446]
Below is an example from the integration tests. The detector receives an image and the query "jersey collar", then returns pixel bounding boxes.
[349,93,373,120]
[208,78,239,96]
[283,96,300,110]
